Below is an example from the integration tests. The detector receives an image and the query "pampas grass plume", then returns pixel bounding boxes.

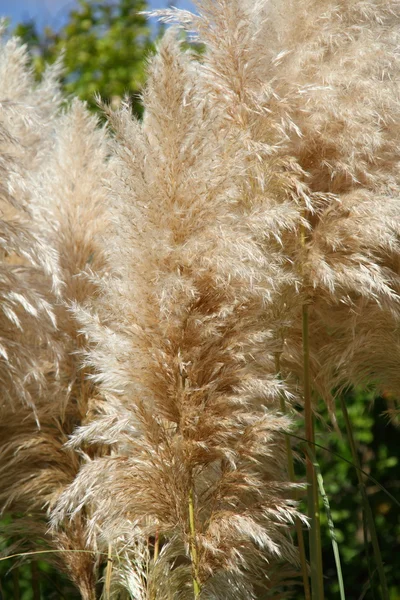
[52,29,303,599]
[0,1,399,598]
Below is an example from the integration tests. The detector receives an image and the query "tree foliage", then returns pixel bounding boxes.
[14,0,153,115]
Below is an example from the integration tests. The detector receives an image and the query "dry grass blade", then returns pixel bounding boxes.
[104,543,113,600]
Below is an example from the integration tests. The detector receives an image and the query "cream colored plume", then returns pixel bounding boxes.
[0,32,62,409]
[52,30,303,598]
[0,36,109,596]
[148,0,400,410]
[1,1,399,598]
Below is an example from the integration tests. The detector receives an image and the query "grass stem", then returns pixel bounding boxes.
[305,446,346,600]
[104,543,113,600]
[154,529,160,562]
[302,303,324,600]
[188,486,201,598]
[275,352,311,600]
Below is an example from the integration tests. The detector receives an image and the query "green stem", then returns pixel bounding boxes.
[275,352,311,600]
[188,487,201,598]
[362,498,378,600]
[302,304,324,600]
[305,446,346,600]
[340,396,389,600]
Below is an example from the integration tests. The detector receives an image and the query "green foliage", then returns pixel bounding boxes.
[0,548,80,599]
[309,391,400,599]
[14,0,154,116]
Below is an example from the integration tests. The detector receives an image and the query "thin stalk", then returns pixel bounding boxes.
[362,500,378,600]
[340,397,389,600]
[31,560,40,600]
[305,446,346,600]
[188,486,201,598]
[0,549,100,563]
[358,574,377,600]
[302,303,324,600]
[275,352,311,600]
[180,362,201,599]
[104,543,113,600]
[154,529,160,562]
[149,530,159,600]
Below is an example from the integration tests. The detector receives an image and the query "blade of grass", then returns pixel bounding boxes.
[293,429,392,600]
[361,490,378,600]
[302,302,324,600]
[275,352,311,600]
[0,549,100,563]
[305,446,346,600]
[358,571,377,600]
[339,396,389,600]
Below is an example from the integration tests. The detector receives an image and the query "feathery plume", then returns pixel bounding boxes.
[151,0,400,408]
[52,31,303,598]
[0,82,109,596]
[0,31,62,408]
[2,1,399,597]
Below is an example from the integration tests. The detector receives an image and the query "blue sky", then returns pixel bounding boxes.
[0,0,195,30]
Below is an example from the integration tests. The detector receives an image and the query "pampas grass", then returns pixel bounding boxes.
[0,0,399,597]
[0,35,108,598]
[0,30,61,410]
[52,31,303,599]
